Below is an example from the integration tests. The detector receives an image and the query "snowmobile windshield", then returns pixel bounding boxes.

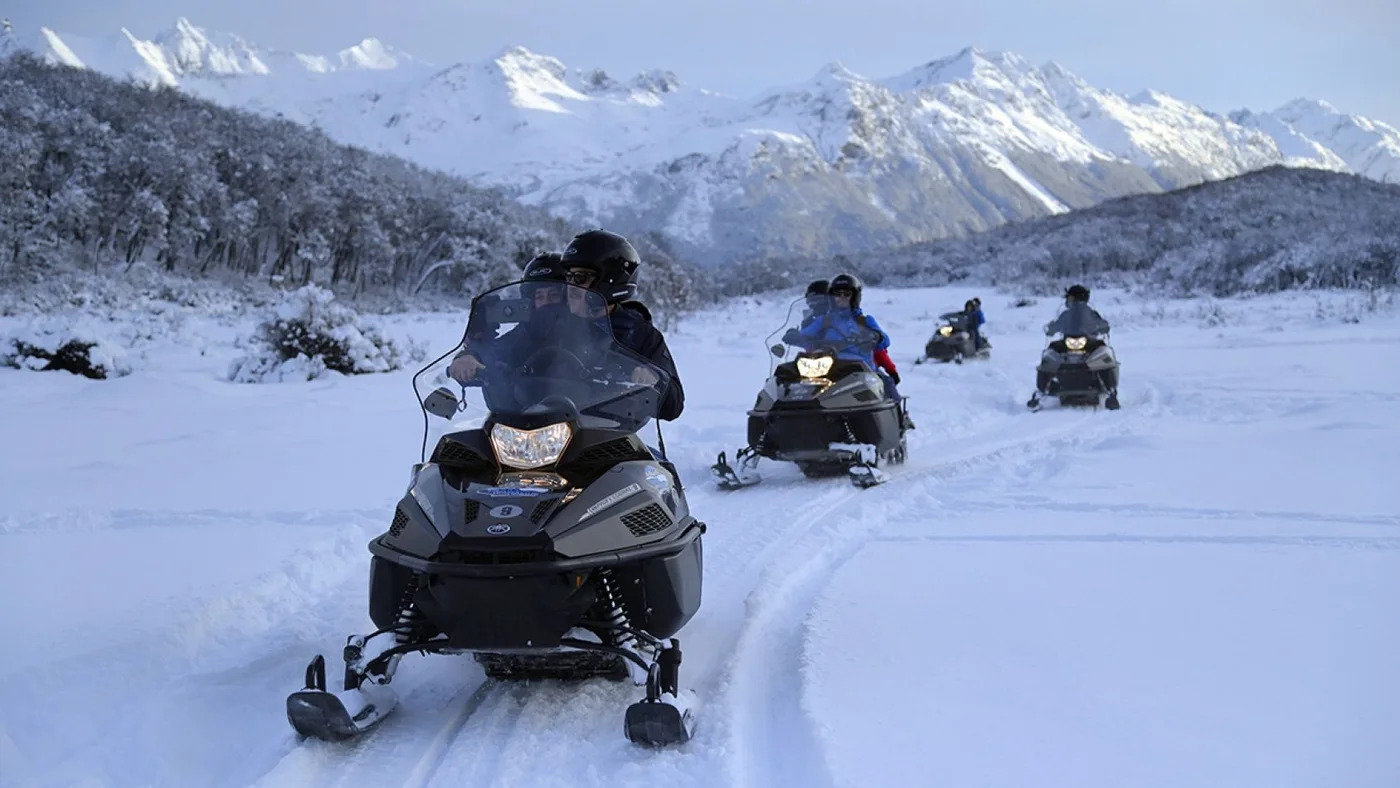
[771,294,883,372]
[454,282,670,433]
[939,311,968,326]
[1049,302,1110,338]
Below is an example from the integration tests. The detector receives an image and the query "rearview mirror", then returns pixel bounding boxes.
[770,344,786,358]
[422,386,460,419]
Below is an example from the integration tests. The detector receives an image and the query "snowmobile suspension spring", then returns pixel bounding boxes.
[596,569,638,653]
[392,581,426,645]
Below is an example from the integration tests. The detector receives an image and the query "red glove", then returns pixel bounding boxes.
[874,348,899,382]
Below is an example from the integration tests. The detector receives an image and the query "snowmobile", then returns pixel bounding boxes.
[1027,301,1121,411]
[915,311,991,364]
[711,294,910,490]
[285,282,705,748]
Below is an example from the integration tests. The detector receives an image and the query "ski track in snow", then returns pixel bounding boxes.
[722,376,1168,788]
[3,286,1397,787]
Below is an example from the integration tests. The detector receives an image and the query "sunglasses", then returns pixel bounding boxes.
[564,269,597,285]
[830,288,854,297]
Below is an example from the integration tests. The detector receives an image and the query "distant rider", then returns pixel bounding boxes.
[794,273,913,430]
[963,297,987,349]
[798,278,904,390]
[1044,284,1110,337]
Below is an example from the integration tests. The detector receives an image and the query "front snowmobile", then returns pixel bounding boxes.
[914,311,991,365]
[1027,302,1121,411]
[711,294,909,490]
[286,282,705,748]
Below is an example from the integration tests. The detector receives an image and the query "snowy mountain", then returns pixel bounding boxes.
[9,19,1400,265]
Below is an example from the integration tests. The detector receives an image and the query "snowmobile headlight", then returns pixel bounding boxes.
[1065,336,1088,351]
[938,325,954,337]
[797,355,834,378]
[490,422,573,470]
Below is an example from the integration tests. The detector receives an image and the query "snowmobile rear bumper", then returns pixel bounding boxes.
[367,520,704,578]
[747,403,901,460]
[925,340,959,362]
[1049,363,1118,397]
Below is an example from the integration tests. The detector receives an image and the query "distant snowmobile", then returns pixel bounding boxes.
[711,294,910,489]
[1027,301,1121,411]
[915,311,991,364]
[285,282,705,748]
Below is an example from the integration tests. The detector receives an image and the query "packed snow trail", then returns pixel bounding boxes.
[1,287,1396,788]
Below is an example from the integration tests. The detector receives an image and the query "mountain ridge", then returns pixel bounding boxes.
[8,18,1399,265]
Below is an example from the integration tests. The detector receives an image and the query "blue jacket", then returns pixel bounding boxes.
[967,308,985,328]
[797,308,889,368]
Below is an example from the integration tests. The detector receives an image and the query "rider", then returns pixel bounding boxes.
[963,297,987,349]
[448,231,685,424]
[1044,284,1109,337]
[800,279,830,323]
[797,273,913,430]
[522,251,567,310]
[795,278,902,386]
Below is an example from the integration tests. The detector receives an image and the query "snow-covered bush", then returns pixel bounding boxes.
[0,321,132,379]
[228,285,414,383]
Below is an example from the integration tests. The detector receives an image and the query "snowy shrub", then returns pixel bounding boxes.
[0,322,132,379]
[228,285,413,383]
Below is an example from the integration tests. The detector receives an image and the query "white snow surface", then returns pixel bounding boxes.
[2,286,1398,787]
[8,20,1400,256]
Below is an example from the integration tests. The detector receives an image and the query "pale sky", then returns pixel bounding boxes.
[10,0,1399,124]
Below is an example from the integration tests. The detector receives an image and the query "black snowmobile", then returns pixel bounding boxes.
[1027,301,1121,411]
[711,294,910,490]
[915,311,991,364]
[285,282,705,748]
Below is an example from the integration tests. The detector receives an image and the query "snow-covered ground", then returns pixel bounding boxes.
[2,286,1397,788]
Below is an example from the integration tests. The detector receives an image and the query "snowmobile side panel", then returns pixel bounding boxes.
[615,534,703,639]
[368,556,421,632]
[549,461,690,557]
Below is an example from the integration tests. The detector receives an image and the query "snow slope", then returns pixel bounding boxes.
[1,287,1397,787]
[9,18,1400,263]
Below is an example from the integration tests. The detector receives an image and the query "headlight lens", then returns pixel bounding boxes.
[1065,336,1088,351]
[796,355,834,378]
[490,422,572,469]
[938,325,954,337]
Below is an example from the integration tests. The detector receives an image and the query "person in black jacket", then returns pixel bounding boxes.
[448,231,685,423]
[558,229,685,422]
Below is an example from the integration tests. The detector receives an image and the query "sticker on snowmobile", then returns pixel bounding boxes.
[489,504,524,519]
[474,485,547,497]
[579,483,643,521]
[644,465,671,491]
[783,382,822,398]
[485,523,511,535]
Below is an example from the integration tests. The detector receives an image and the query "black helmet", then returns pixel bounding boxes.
[521,251,566,302]
[805,278,829,297]
[828,273,863,309]
[1065,284,1090,303]
[560,229,641,304]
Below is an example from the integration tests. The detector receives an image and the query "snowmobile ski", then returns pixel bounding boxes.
[711,449,762,490]
[286,654,398,742]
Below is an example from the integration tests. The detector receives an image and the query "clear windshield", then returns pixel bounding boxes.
[1048,301,1110,338]
[768,294,882,373]
[449,282,669,433]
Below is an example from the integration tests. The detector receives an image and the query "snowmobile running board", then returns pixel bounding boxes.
[287,630,695,747]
